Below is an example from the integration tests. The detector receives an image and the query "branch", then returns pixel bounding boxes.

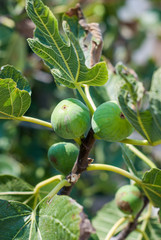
[114,197,149,240]
[59,128,95,195]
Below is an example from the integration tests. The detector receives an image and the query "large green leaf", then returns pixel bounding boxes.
[63,10,110,108]
[0,65,31,119]
[117,63,161,145]
[0,195,89,240]
[0,175,33,202]
[26,0,108,89]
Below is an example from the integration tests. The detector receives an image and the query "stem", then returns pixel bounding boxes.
[47,179,71,203]
[74,137,82,145]
[84,85,96,111]
[87,164,142,185]
[135,228,149,240]
[60,128,95,195]
[0,191,33,195]
[34,175,63,194]
[126,145,156,169]
[120,139,150,146]
[76,85,94,115]
[33,175,63,209]
[105,217,127,240]
[137,203,152,240]
[15,116,53,129]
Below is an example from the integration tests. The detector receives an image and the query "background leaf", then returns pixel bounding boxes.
[92,200,138,240]
[92,199,161,240]
[0,65,31,119]
[0,154,21,176]
[26,0,108,89]
[144,218,161,240]
[0,33,27,71]
[0,175,33,202]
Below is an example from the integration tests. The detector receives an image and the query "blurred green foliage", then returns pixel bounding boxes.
[0,0,161,217]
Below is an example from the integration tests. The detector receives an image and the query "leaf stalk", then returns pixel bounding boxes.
[87,164,142,185]
[76,85,95,115]
[33,175,63,209]
[105,216,127,240]
[15,116,53,129]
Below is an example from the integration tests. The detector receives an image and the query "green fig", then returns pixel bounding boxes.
[92,101,133,142]
[48,142,79,175]
[51,98,90,139]
[115,185,144,215]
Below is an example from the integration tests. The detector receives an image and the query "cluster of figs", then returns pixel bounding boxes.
[48,98,133,175]
[48,98,144,215]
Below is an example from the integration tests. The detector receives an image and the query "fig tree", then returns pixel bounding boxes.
[48,142,79,175]
[92,101,133,142]
[115,185,144,215]
[51,98,90,139]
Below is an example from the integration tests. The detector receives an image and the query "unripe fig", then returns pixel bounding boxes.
[51,98,90,139]
[92,101,133,142]
[48,142,79,175]
[115,185,144,215]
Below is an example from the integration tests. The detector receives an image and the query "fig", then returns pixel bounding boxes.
[91,101,133,142]
[115,185,144,215]
[48,142,79,175]
[51,98,90,139]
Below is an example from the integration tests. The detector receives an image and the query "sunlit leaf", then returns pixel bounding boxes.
[142,168,161,212]
[26,0,108,89]
[0,195,88,240]
[0,65,31,119]
[117,63,161,145]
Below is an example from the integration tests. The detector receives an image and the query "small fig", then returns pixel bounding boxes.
[48,142,79,175]
[115,185,144,215]
[92,101,133,142]
[51,98,90,139]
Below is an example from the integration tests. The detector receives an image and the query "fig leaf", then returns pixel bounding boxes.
[26,0,108,89]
